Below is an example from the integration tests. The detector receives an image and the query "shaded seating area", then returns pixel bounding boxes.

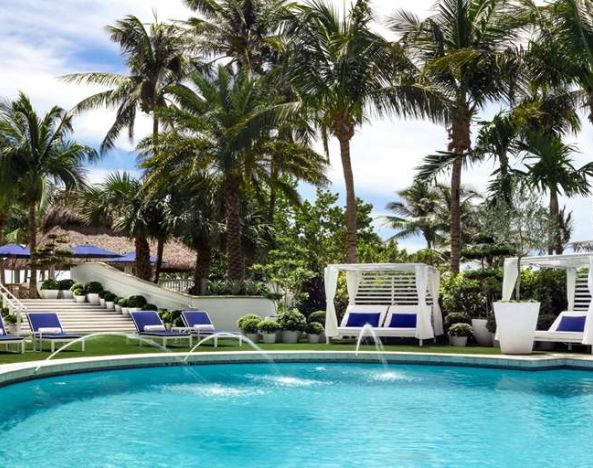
[325,263,443,346]
[0,315,25,353]
[130,311,192,348]
[27,312,83,352]
[502,253,593,349]
[181,310,242,347]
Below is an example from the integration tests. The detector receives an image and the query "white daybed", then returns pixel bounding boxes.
[325,263,443,346]
[502,254,593,348]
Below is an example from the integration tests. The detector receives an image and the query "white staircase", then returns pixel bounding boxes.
[19,299,136,334]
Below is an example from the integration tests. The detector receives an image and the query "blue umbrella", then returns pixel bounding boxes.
[71,244,121,259]
[0,244,31,258]
[107,251,159,264]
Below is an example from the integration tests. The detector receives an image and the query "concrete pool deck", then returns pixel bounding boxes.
[1,350,593,386]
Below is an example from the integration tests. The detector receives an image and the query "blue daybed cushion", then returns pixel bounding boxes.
[389,313,417,328]
[557,315,586,332]
[345,313,381,328]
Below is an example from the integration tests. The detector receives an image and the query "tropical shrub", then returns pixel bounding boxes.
[40,279,59,290]
[159,309,183,327]
[308,311,326,324]
[278,309,306,332]
[104,292,117,302]
[98,290,109,299]
[448,323,473,337]
[441,273,489,319]
[72,286,85,296]
[520,269,567,316]
[237,314,262,330]
[240,318,261,334]
[258,320,280,334]
[306,322,324,335]
[58,279,75,290]
[117,297,129,307]
[142,303,158,311]
[486,316,496,334]
[70,282,84,292]
[128,295,147,308]
[85,281,103,294]
[206,279,269,296]
[444,312,471,331]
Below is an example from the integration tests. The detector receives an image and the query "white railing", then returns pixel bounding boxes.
[158,279,194,293]
[0,283,26,333]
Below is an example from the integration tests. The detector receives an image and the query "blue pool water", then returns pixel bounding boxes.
[0,362,592,467]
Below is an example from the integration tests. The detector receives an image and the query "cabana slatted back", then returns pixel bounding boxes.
[575,270,591,312]
[355,271,432,306]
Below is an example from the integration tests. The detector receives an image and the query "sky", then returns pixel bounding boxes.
[1,0,592,252]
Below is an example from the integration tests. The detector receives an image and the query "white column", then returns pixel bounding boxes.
[582,258,593,345]
[566,268,577,311]
[415,265,434,340]
[324,266,340,340]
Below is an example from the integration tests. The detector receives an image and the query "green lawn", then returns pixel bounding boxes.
[0,336,514,365]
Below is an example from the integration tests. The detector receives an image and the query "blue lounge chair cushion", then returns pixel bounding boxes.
[27,312,63,333]
[0,335,22,341]
[36,333,81,339]
[140,331,189,337]
[389,313,417,328]
[345,313,381,328]
[557,315,586,332]
[130,311,165,332]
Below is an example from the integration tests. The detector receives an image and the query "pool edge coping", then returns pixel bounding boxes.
[1,350,593,386]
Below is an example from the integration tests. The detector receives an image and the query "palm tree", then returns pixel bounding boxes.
[64,15,187,154]
[145,66,315,281]
[185,0,290,74]
[383,182,445,249]
[515,133,592,254]
[79,172,153,280]
[0,92,95,295]
[287,0,440,263]
[391,0,521,273]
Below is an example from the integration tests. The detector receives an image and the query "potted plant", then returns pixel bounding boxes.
[40,279,60,299]
[127,295,147,312]
[72,285,86,304]
[473,315,495,346]
[448,323,473,347]
[258,320,280,344]
[113,296,122,313]
[104,292,117,310]
[480,187,550,354]
[278,308,306,343]
[142,303,159,311]
[118,297,130,315]
[58,279,75,299]
[98,290,108,307]
[306,322,324,344]
[237,314,262,343]
[444,312,471,331]
[1,310,17,334]
[85,282,103,304]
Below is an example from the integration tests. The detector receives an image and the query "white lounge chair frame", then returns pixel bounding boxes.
[325,263,443,345]
[502,253,593,349]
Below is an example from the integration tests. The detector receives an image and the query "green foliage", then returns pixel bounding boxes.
[159,309,183,327]
[70,282,84,292]
[117,297,129,307]
[128,295,147,308]
[486,316,496,333]
[308,311,326,324]
[240,318,262,334]
[104,292,117,302]
[40,279,59,290]
[206,279,269,296]
[278,308,307,331]
[441,273,490,319]
[448,323,474,337]
[258,319,280,334]
[143,304,158,311]
[520,268,567,317]
[444,312,471,331]
[58,279,75,291]
[98,290,108,299]
[237,314,262,330]
[72,286,85,296]
[1,309,16,325]
[305,322,324,335]
[85,282,103,294]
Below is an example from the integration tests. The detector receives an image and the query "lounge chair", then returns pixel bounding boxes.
[130,311,193,348]
[534,311,586,347]
[0,315,25,353]
[336,305,388,338]
[27,312,83,353]
[375,305,426,345]
[180,310,242,347]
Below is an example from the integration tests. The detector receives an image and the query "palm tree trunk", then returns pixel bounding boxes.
[225,174,244,281]
[550,190,563,255]
[28,204,38,297]
[192,245,211,295]
[337,132,357,263]
[134,236,152,281]
[152,114,159,149]
[153,237,165,284]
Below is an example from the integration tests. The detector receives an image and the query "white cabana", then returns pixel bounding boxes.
[502,253,593,346]
[324,263,443,343]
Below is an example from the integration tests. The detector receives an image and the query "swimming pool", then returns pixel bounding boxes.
[0,361,592,467]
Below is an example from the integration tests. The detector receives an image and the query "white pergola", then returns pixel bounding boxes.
[324,263,443,339]
[502,253,593,345]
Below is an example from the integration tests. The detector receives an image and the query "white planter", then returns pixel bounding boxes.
[282,330,300,344]
[122,307,130,316]
[87,293,100,304]
[262,333,277,344]
[245,333,259,344]
[114,304,122,313]
[74,295,86,304]
[61,290,73,299]
[472,319,494,347]
[6,324,17,335]
[449,335,468,347]
[105,301,115,310]
[128,307,140,313]
[493,302,540,355]
[308,334,321,344]
[99,298,106,307]
[41,289,59,299]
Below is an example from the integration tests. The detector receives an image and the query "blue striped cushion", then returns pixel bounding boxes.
[389,314,417,328]
[345,313,381,327]
[557,316,586,332]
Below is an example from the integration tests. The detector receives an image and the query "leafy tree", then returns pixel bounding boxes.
[0,92,95,295]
